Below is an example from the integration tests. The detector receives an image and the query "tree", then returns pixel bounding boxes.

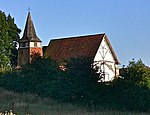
[113,59,150,111]
[54,57,100,102]
[20,56,60,96]
[120,59,150,88]
[0,11,21,71]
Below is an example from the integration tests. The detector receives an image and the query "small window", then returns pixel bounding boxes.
[34,42,37,47]
[21,43,26,47]
[26,42,29,47]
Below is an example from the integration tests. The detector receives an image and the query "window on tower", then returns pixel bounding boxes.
[26,42,29,47]
[34,42,37,47]
[20,43,26,47]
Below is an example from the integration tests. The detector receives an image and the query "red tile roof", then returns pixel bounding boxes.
[44,34,120,64]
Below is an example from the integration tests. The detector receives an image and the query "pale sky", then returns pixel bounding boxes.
[0,0,150,66]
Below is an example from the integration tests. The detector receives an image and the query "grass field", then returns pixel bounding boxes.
[0,88,149,115]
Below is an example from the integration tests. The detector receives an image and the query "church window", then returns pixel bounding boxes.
[26,42,29,47]
[21,43,26,47]
[34,42,37,47]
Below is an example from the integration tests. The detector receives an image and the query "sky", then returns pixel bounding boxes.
[0,0,150,66]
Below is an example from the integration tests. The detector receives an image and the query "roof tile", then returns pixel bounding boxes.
[44,33,120,64]
[45,34,104,60]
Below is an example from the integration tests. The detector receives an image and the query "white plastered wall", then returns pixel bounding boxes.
[29,42,42,48]
[93,36,118,82]
[19,42,42,48]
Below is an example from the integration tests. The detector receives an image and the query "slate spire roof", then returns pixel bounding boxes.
[19,11,41,42]
[44,34,120,64]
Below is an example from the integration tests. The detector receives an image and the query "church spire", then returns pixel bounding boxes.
[20,11,41,42]
[18,11,43,67]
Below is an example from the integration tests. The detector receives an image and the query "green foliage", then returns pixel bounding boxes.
[44,57,99,102]
[20,56,60,95]
[0,58,149,112]
[113,59,150,111]
[0,11,21,71]
[121,59,150,88]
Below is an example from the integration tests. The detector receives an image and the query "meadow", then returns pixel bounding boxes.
[0,88,149,115]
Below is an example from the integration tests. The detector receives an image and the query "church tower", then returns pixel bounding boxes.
[18,12,43,66]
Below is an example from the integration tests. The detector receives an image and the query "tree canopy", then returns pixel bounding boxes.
[0,57,149,112]
[120,59,150,88]
[0,11,21,71]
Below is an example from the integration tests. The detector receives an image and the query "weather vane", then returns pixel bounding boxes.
[28,7,31,12]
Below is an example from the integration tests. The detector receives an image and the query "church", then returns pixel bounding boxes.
[18,12,120,82]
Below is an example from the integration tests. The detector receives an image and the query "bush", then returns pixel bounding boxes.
[0,58,149,112]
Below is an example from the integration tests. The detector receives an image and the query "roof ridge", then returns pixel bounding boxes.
[51,33,105,41]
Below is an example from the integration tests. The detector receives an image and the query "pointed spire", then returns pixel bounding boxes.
[20,11,41,42]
